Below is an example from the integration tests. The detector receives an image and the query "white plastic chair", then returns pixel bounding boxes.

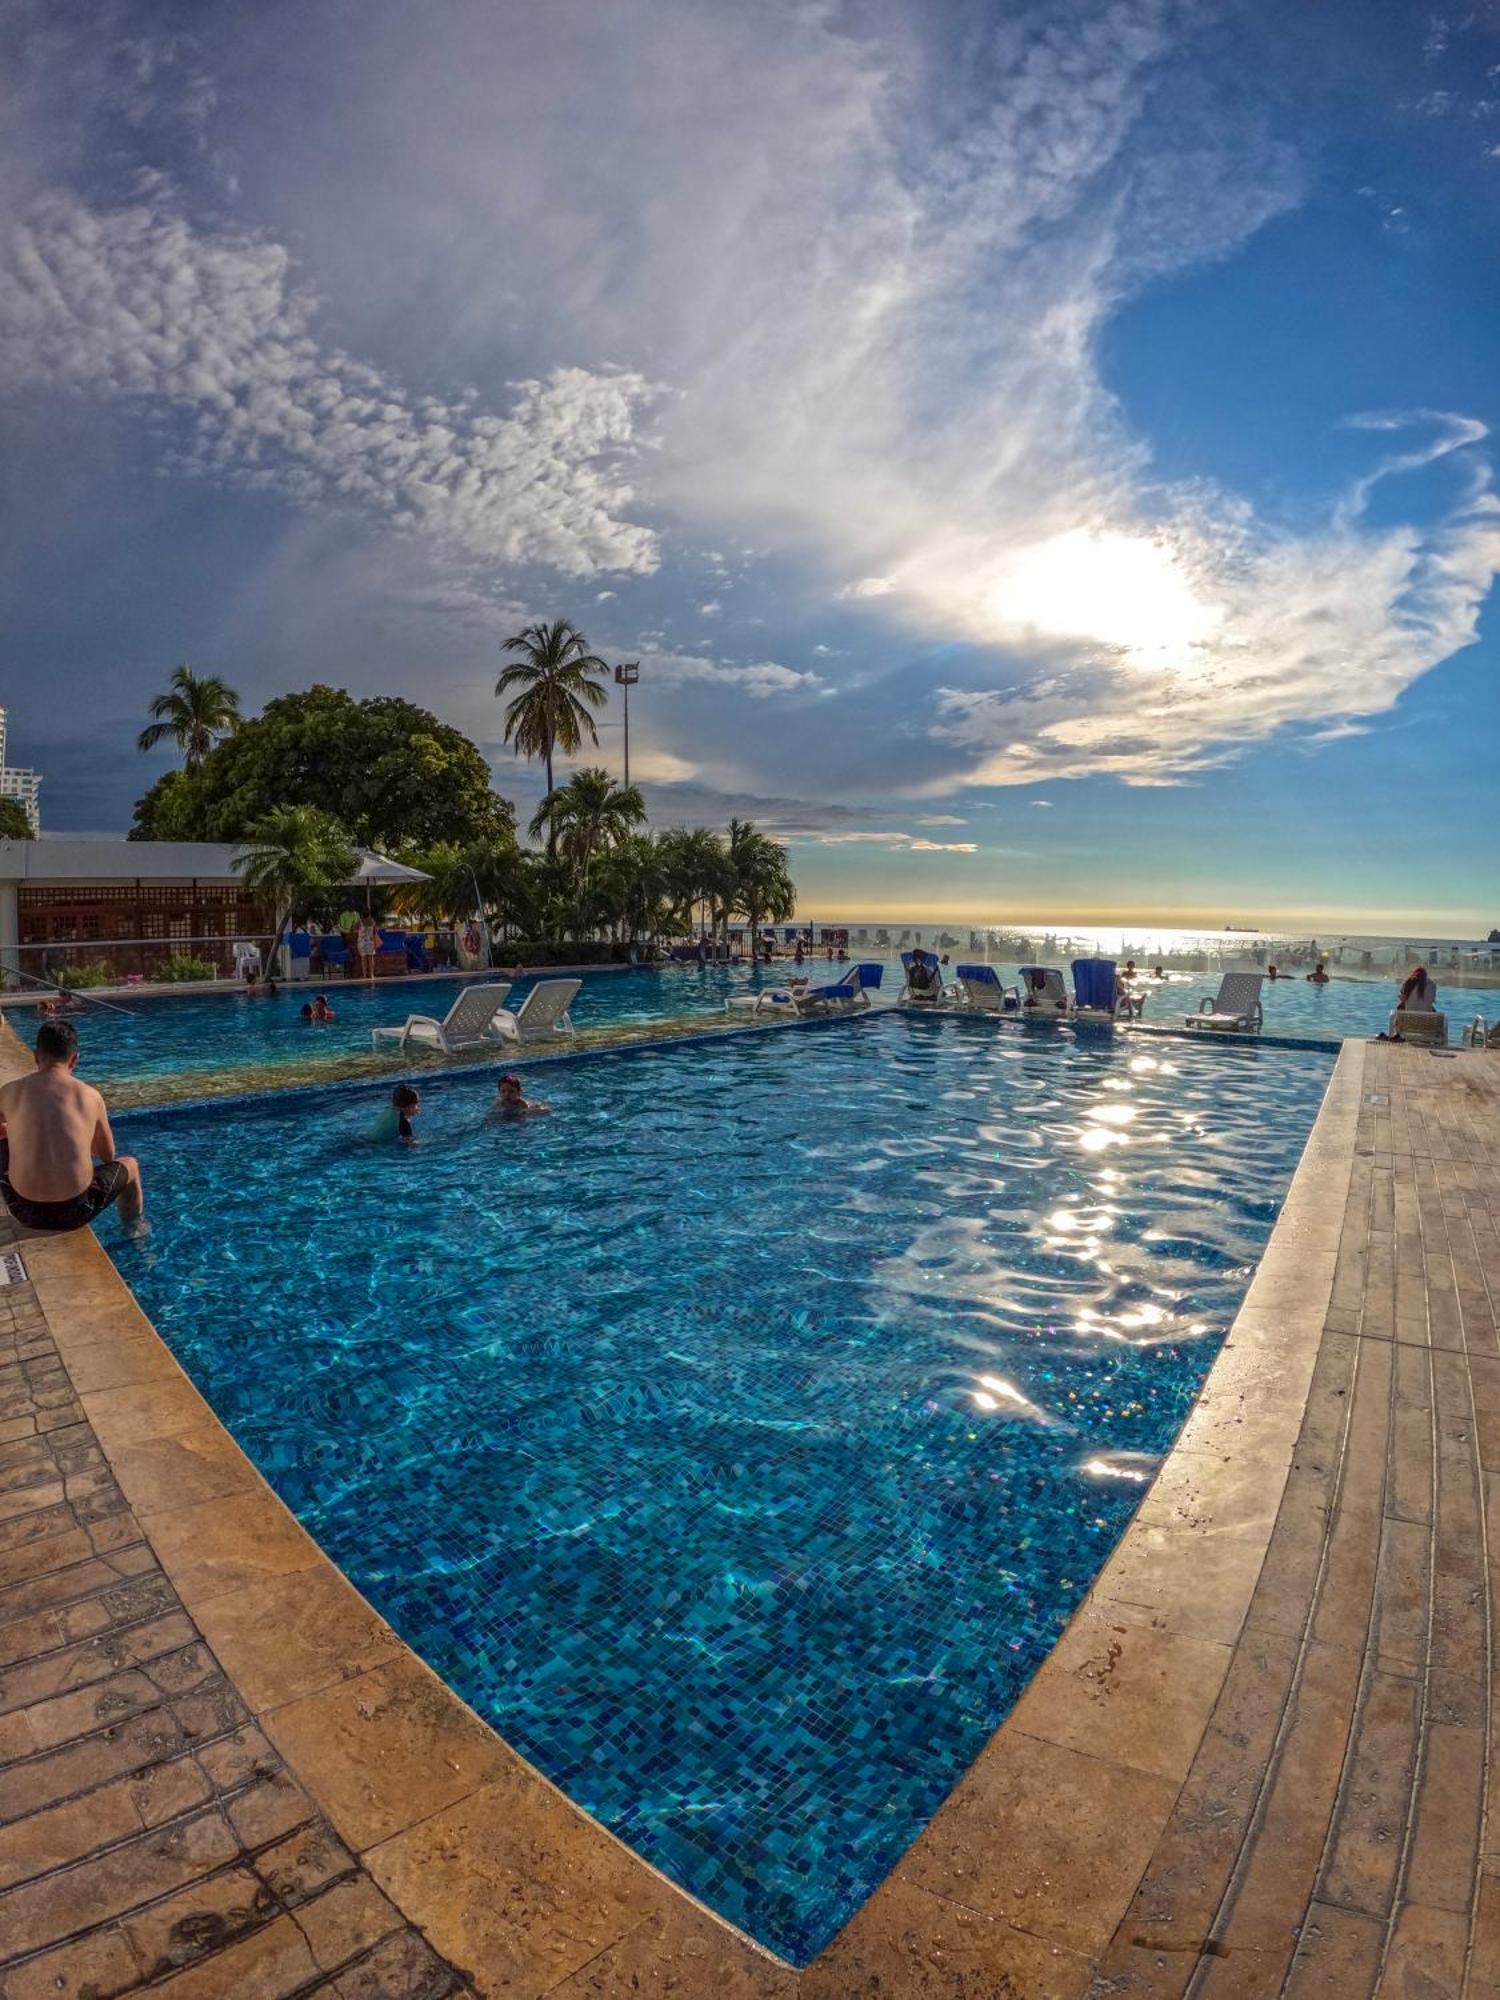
[1185,972,1264,1032]
[370,982,513,1053]
[491,978,582,1044]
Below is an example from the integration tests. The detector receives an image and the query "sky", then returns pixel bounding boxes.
[1,0,1499,930]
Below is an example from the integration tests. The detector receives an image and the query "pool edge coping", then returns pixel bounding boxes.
[0,1023,1361,1993]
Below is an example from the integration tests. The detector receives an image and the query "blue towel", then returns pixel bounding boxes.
[1072,958,1118,1010]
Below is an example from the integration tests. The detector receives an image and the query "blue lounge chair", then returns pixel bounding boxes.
[1072,957,1138,1019]
[899,950,945,1004]
[954,964,1018,1013]
[316,934,350,972]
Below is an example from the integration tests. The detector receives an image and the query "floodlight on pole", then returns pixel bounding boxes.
[613,661,640,788]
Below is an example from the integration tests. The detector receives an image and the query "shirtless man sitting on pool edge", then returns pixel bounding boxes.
[0,1020,146,1235]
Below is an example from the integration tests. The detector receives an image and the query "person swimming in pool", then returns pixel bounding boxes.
[371,1083,421,1143]
[1307,962,1330,985]
[486,1073,551,1120]
[303,992,336,1022]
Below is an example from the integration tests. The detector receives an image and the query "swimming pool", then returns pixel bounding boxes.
[34,954,1421,1094]
[110,1013,1332,1959]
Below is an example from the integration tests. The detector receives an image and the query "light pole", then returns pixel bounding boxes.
[613,661,640,788]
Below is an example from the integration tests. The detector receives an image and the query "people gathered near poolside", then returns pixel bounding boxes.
[0,1020,146,1236]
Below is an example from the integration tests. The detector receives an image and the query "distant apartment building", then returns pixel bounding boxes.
[0,709,41,834]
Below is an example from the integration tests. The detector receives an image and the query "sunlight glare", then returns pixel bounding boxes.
[990,529,1221,657]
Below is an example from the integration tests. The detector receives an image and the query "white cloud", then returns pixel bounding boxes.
[790,829,977,853]
[914,815,968,826]
[840,577,896,600]
[640,649,821,699]
[0,190,659,577]
[699,600,721,616]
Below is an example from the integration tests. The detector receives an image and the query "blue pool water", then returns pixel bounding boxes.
[39,956,1419,1094]
[111,1015,1331,1960]
[41,961,795,1090]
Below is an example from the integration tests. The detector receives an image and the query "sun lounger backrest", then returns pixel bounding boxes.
[1021,966,1067,1005]
[1213,972,1264,1019]
[515,977,582,1030]
[956,963,999,986]
[852,963,884,989]
[444,982,513,1038]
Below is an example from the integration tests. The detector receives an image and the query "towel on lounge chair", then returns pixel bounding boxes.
[370,982,514,1053]
[1071,958,1119,1014]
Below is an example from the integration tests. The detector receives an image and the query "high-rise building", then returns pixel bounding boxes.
[0,709,41,834]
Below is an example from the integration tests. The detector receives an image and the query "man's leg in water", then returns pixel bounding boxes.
[116,1155,145,1225]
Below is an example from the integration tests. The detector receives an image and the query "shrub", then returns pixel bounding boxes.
[55,960,112,989]
[156,953,217,983]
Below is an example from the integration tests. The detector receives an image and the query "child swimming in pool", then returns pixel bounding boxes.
[486,1073,551,1120]
[371,1083,420,1143]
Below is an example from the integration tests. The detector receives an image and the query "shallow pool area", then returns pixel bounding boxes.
[25,955,1443,1099]
[108,1014,1332,1960]
[40,961,793,1090]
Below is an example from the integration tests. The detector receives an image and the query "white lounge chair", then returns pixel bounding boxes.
[726,976,810,1014]
[370,982,513,1054]
[491,978,581,1044]
[953,964,1017,1013]
[1185,972,1264,1033]
[795,963,884,1014]
[1020,966,1069,1014]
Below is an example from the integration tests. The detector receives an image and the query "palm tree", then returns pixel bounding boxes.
[528,767,645,884]
[234,806,357,974]
[137,664,242,770]
[495,621,610,803]
[592,832,676,947]
[658,826,730,943]
[727,818,796,957]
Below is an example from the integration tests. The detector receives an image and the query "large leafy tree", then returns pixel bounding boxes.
[726,818,796,953]
[527,767,645,882]
[496,621,610,799]
[592,833,677,946]
[131,686,515,850]
[235,807,358,968]
[0,800,32,840]
[137,664,241,771]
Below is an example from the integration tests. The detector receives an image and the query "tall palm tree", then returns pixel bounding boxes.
[234,806,357,973]
[137,664,242,770]
[528,767,646,884]
[727,818,796,956]
[495,621,610,801]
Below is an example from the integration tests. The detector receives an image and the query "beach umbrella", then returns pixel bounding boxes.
[343,851,432,931]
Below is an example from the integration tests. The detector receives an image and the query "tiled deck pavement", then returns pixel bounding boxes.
[0,1274,474,2000]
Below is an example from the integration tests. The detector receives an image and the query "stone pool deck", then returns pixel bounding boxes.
[0,1029,1496,1995]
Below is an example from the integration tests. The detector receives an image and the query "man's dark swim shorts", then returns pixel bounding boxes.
[0,1142,129,1234]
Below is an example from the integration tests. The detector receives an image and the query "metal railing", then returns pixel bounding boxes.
[6,935,279,991]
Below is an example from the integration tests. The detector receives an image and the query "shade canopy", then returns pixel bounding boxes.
[345,850,431,886]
